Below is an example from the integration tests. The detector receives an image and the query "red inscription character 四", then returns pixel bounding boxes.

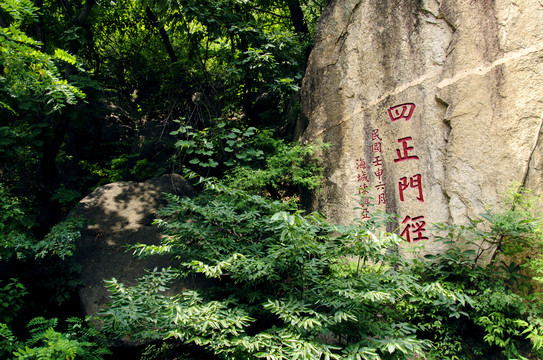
[372,129,382,141]
[400,215,429,242]
[388,103,416,122]
[394,136,419,162]
[398,174,424,202]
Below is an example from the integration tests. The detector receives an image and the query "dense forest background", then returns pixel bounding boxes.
[0,0,324,235]
[1,0,543,359]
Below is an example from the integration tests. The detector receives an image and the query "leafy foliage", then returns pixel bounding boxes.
[0,278,27,325]
[0,183,34,260]
[0,0,85,114]
[101,177,484,359]
[171,121,327,198]
[97,181,543,359]
[1,317,111,360]
[417,186,543,359]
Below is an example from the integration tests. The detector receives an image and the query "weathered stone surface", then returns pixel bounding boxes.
[301,0,543,248]
[75,174,196,318]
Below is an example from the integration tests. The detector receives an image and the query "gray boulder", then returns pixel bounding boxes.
[76,174,196,318]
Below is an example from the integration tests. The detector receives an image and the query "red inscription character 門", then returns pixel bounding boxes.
[400,215,428,242]
[394,137,419,162]
[398,174,424,202]
[388,103,416,122]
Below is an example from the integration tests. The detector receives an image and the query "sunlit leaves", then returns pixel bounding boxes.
[0,0,85,114]
[101,178,470,359]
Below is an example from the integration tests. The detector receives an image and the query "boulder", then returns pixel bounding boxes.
[75,174,196,318]
[300,0,543,249]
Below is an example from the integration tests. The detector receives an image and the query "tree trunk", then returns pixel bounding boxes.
[35,0,96,236]
[286,0,309,35]
[146,6,178,63]
[33,0,46,50]
[35,115,70,236]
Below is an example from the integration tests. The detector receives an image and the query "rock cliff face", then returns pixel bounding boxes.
[301,0,543,246]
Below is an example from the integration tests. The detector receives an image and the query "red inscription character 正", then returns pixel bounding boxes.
[400,215,428,242]
[394,137,419,162]
[398,174,424,202]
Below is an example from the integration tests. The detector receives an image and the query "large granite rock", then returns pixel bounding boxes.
[301,0,543,247]
[76,174,196,318]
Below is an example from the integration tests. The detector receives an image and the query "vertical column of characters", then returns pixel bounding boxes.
[355,158,371,219]
[371,129,386,208]
[388,103,428,242]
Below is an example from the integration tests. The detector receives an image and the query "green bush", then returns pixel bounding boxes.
[0,317,110,360]
[171,121,327,199]
[99,177,478,359]
[418,186,543,359]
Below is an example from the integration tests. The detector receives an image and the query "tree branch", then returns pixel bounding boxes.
[146,6,178,63]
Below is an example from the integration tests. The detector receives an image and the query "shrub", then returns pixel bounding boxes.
[100,177,474,359]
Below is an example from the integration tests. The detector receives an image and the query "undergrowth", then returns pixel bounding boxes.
[98,179,543,359]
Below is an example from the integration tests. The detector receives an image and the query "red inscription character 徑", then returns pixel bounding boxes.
[400,215,428,242]
[388,103,416,122]
[394,137,419,162]
[398,174,424,202]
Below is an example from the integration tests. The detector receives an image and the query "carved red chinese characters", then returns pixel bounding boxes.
[394,137,419,162]
[398,174,424,202]
[400,215,428,242]
[388,103,416,122]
